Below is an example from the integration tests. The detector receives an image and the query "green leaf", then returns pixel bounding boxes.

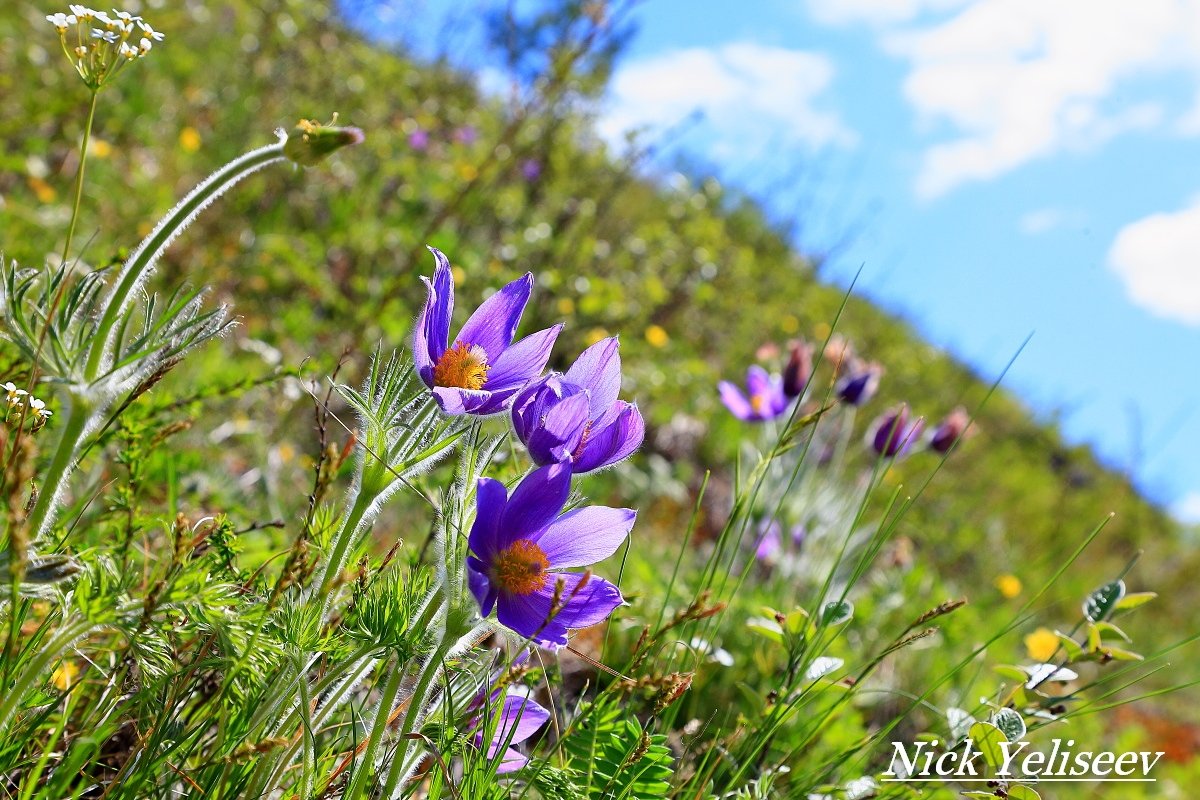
[1083,580,1125,622]
[1056,632,1084,661]
[821,600,854,626]
[994,665,1028,683]
[1103,647,1144,662]
[1007,785,1042,800]
[968,722,1007,770]
[992,708,1026,742]
[1114,592,1157,611]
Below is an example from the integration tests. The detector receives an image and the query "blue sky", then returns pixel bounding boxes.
[343,0,1200,521]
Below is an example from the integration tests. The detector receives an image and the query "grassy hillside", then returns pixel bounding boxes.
[1,0,1194,736]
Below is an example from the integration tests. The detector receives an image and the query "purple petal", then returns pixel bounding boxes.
[427,248,454,357]
[534,506,635,568]
[719,381,753,420]
[745,365,772,398]
[456,273,534,362]
[496,572,623,647]
[571,402,644,473]
[564,337,621,419]
[431,387,494,416]
[499,463,571,545]
[468,559,497,615]
[494,693,551,747]
[486,324,563,391]
[496,747,528,774]
[469,478,508,563]
[510,375,555,443]
[525,391,591,466]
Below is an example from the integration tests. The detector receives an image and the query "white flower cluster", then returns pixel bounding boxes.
[45,7,163,89]
[4,382,53,424]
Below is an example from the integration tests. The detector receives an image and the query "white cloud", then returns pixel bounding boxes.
[1018,207,1086,235]
[1172,491,1200,524]
[827,0,1200,197]
[598,43,856,159]
[806,0,969,26]
[1108,196,1200,326]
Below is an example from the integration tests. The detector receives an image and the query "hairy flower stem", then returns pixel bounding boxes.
[381,635,454,798]
[83,141,287,381]
[60,91,98,270]
[313,473,380,607]
[343,596,442,799]
[25,393,90,539]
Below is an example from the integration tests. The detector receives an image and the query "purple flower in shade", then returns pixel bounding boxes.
[868,405,924,458]
[407,128,429,151]
[466,463,635,648]
[521,159,542,181]
[790,523,807,550]
[719,366,790,422]
[782,339,814,399]
[454,125,479,145]
[414,248,562,416]
[929,406,971,454]
[836,359,883,406]
[470,689,550,774]
[510,337,645,474]
[754,520,782,563]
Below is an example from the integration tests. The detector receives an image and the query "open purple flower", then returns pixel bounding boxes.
[466,463,635,648]
[471,690,550,774]
[836,359,883,406]
[510,337,644,473]
[868,405,924,458]
[414,248,562,416]
[719,366,790,422]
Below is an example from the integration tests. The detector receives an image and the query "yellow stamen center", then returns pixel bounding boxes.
[433,342,490,390]
[750,393,767,415]
[491,539,550,596]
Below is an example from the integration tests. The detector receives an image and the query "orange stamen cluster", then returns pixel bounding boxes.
[492,539,550,596]
[749,393,767,415]
[433,342,490,390]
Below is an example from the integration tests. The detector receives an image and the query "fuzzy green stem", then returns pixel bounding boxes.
[314,480,378,603]
[83,141,287,381]
[25,394,90,539]
[381,632,453,798]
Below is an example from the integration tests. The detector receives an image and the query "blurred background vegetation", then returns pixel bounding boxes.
[2,0,1196,780]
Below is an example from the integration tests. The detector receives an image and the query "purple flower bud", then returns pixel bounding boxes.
[521,159,542,181]
[868,405,924,458]
[929,406,972,454]
[836,359,882,406]
[782,339,814,398]
[790,524,807,549]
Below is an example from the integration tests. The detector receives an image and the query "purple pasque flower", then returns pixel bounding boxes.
[414,248,562,416]
[719,365,790,422]
[466,463,635,648]
[836,358,883,406]
[510,337,644,473]
[468,678,550,774]
[868,405,924,458]
[929,405,971,454]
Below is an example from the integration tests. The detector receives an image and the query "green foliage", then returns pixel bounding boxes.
[561,700,675,800]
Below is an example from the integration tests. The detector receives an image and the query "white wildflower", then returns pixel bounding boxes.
[91,28,117,42]
[138,37,151,54]
[69,4,97,20]
[136,20,164,41]
[28,398,52,420]
[118,41,137,59]
[3,382,28,406]
[46,12,76,31]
